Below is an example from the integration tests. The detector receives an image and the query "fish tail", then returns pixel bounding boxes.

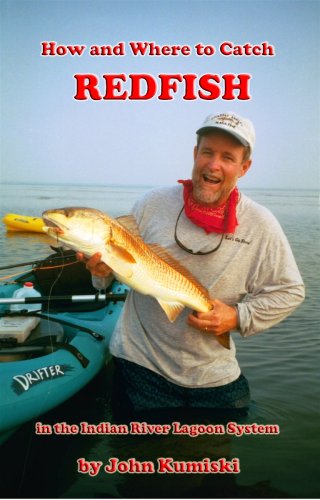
[216,332,230,350]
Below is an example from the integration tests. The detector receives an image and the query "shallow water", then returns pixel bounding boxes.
[0,184,319,498]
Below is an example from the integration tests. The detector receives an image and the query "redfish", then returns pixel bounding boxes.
[42,207,229,349]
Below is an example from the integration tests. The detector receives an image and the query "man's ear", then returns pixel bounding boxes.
[239,159,252,178]
[193,145,198,161]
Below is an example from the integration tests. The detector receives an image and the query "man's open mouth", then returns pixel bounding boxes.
[202,174,221,185]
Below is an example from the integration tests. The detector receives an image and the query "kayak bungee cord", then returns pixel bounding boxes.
[0,260,80,282]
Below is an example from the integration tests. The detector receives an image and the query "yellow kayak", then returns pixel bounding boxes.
[2,214,45,233]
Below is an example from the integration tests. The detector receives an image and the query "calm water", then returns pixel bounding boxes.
[0,183,319,498]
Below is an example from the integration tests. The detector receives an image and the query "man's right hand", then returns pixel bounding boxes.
[77,252,113,278]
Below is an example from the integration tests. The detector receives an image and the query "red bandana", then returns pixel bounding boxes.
[178,179,239,234]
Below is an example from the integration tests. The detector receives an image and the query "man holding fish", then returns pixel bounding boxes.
[45,111,304,417]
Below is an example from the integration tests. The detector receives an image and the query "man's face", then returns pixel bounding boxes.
[191,131,251,207]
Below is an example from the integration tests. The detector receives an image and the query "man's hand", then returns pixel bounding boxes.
[187,299,238,336]
[77,252,113,278]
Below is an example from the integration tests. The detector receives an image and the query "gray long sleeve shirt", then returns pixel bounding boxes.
[96,186,304,388]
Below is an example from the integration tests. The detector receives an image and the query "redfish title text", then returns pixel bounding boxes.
[41,40,276,101]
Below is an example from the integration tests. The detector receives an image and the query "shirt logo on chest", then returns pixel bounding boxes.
[225,234,251,245]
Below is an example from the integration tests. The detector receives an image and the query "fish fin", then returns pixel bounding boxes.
[109,241,137,264]
[104,241,136,279]
[156,299,185,322]
[116,215,142,239]
[148,243,209,297]
[216,332,230,350]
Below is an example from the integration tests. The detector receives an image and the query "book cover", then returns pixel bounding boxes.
[0,1,319,498]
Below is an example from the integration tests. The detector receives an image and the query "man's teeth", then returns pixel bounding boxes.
[203,174,220,184]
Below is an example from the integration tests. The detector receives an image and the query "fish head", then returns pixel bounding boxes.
[42,207,112,256]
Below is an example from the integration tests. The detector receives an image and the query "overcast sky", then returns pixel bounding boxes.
[0,0,319,189]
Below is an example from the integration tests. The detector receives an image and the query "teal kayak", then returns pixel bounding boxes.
[0,256,127,445]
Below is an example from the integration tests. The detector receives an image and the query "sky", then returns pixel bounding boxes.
[0,0,319,189]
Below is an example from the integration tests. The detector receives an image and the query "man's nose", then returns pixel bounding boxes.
[207,155,221,170]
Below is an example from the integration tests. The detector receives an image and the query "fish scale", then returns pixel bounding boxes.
[113,225,211,310]
[112,223,209,299]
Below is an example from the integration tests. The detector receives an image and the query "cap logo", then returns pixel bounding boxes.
[214,113,242,130]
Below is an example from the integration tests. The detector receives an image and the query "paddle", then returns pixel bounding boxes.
[0,292,128,306]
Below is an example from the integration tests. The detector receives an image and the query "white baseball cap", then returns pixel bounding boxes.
[196,112,256,156]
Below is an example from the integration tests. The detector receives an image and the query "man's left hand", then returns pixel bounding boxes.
[187,299,238,336]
